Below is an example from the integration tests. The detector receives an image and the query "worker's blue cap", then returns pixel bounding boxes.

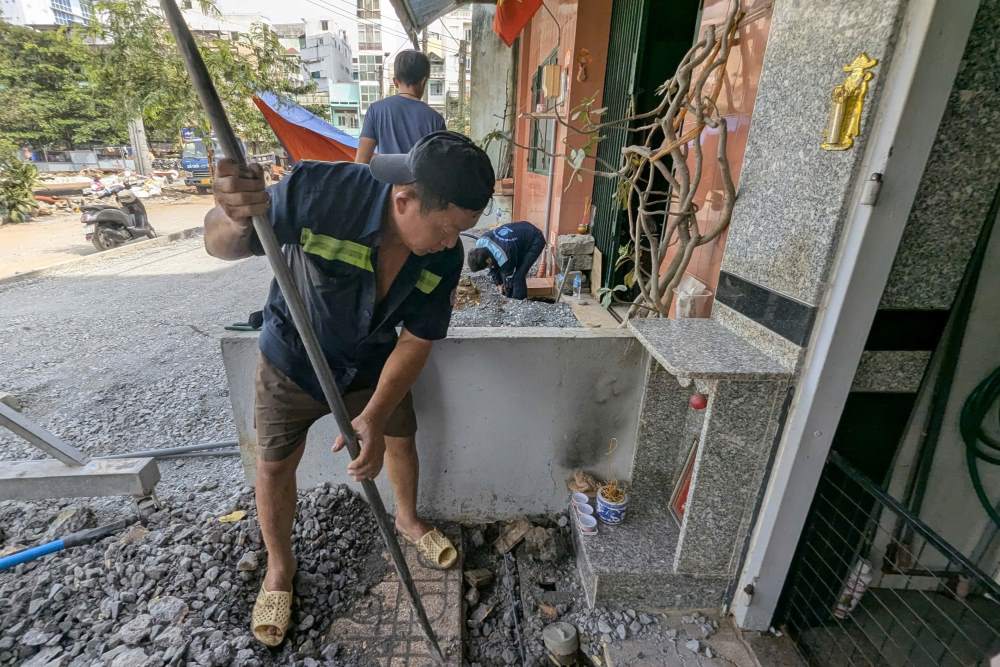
[370,131,495,212]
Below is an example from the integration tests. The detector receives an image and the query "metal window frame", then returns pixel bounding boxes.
[527,50,558,176]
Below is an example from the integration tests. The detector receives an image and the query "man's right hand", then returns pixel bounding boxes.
[213,158,269,225]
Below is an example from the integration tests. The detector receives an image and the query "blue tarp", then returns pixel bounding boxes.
[254,92,359,152]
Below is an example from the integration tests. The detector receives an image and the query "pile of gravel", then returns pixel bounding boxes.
[450,273,580,328]
[0,483,387,667]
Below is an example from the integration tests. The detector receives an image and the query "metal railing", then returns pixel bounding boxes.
[778,452,1000,666]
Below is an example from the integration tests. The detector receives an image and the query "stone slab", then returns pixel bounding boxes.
[557,234,595,255]
[881,0,1000,309]
[674,380,787,576]
[603,631,756,667]
[718,0,907,305]
[558,254,594,270]
[0,457,159,501]
[712,302,803,372]
[572,507,729,610]
[629,318,793,380]
[851,351,931,393]
[327,526,463,665]
[630,364,698,515]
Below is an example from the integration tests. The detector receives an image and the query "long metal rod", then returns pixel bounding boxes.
[100,440,237,459]
[157,2,444,661]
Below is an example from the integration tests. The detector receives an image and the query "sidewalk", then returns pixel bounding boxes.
[0,195,213,280]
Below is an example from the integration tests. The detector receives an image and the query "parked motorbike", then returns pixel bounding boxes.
[80,183,157,251]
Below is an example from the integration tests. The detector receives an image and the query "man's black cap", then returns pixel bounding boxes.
[370,131,495,211]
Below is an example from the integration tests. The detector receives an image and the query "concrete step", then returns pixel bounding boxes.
[573,510,731,610]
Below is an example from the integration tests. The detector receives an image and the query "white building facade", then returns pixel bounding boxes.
[1,0,92,25]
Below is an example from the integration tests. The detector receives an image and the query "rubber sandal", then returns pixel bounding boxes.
[402,527,458,570]
[252,585,293,647]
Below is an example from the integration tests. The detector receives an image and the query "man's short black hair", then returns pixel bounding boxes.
[394,50,430,86]
[467,247,491,272]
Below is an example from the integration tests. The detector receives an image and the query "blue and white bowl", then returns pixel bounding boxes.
[596,488,629,525]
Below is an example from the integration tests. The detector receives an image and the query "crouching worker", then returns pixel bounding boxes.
[466,221,546,299]
[204,131,495,647]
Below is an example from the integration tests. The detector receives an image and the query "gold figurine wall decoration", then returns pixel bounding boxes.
[821,53,878,151]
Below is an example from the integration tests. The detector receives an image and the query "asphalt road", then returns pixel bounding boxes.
[0,236,271,505]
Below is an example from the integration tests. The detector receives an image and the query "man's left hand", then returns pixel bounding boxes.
[333,414,386,481]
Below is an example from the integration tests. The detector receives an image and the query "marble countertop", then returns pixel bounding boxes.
[628,318,793,380]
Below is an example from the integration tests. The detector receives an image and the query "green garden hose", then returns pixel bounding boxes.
[960,366,1000,527]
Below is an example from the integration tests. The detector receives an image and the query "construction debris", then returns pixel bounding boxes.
[454,276,481,309]
[0,483,385,666]
[464,568,495,589]
[450,273,580,328]
[459,515,737,665]
[494,518,532,554]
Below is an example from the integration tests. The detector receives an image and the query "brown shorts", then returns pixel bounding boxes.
[254,354,417,462]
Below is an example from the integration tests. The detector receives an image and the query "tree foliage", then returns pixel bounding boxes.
[0,22,123,148]
[0,140,38,224]
[0,2,315,151]
[89,0,313,147]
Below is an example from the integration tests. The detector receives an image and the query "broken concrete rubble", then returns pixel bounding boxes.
[0,484,384,666]
[494,518,532,554]
[464,567,494,589]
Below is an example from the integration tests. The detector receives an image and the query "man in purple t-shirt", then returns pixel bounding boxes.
[355,50,446,163]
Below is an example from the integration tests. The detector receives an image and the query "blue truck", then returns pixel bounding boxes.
[180,129,275,192]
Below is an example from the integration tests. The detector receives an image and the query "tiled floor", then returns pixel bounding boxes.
[327,527,464,666]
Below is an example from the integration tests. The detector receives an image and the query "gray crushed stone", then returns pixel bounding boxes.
[0,484,385,667]
[450,272,580,328]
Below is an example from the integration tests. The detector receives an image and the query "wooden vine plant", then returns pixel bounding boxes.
[508,0,751,320]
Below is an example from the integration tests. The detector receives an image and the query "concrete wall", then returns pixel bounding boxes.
[512,0,613,243]
[469,3,515,176]
[220,328,648,522]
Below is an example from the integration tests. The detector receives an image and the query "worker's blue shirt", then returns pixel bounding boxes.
[476,221,544,285]
[360,95,446,154]
[251,161,462,402]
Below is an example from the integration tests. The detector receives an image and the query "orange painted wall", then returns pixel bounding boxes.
[511,0,613,268]
[663,0,773,305]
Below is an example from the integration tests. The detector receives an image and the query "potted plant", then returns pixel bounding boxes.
[595,438,629,524]
[596,480,629,525]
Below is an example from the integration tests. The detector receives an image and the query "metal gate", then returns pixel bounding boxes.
[589,0,647,288]
[777,453,1000,666]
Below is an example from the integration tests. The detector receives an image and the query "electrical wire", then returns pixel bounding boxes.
[960,367,1000,527]
[301,0,462,55]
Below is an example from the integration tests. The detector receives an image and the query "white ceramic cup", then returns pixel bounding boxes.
[571,492,590,506]
[575,502,594,516]
[577,513,597,534]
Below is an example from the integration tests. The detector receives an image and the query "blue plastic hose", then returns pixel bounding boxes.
[0,518,134,571]
[0,540,65,571]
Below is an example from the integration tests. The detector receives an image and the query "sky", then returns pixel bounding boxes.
[213,0,411,54]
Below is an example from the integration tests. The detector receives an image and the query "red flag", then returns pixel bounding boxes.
[493,0,544,47]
